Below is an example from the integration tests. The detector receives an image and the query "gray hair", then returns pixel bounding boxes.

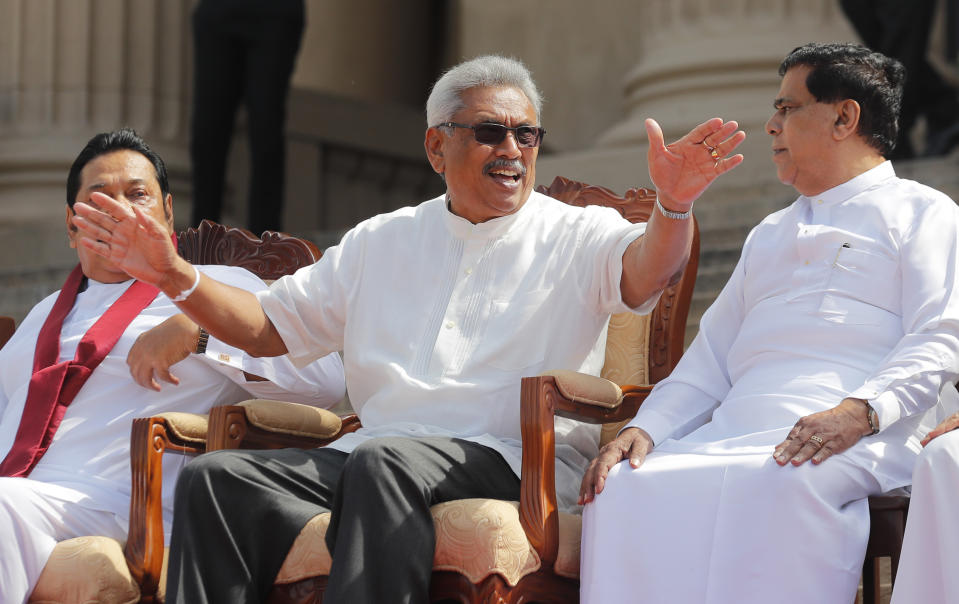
[425,55,543,127]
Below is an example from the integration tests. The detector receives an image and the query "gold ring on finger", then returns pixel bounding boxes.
[709,148,720,159]
[808,434,824,447]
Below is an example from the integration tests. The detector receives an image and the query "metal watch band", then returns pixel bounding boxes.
[195,327,209,355]
[655,197,692,220]
[866,402,879,435]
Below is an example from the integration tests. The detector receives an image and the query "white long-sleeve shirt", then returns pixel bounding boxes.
[0,264,346,530]
[259,191,650,511]
[628,161,959,491]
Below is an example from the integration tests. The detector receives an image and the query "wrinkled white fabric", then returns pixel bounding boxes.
[259,191,650,512]
[583,162,959,603]
[0,264,346,604]
[890,428,959,604]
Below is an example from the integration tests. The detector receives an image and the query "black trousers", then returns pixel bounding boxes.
[189,0,304,234]
[841,0,959,157]
[165,437,522,604]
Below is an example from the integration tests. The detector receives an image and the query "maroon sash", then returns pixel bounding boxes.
[0,264,159,477]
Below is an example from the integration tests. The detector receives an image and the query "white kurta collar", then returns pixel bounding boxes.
[85,277,135,289]
[800,160,895,209]
[441,192,531,240]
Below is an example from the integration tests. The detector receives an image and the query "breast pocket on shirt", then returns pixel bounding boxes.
[818,245,901,325]
[476,289,552,372]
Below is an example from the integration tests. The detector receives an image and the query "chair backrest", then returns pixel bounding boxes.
[0,222,315,355]
[0,316,15,349]
[125,220,323,601]
[535,176,700,443]
[176,219,322,280]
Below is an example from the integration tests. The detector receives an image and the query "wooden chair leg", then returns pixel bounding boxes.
[861,556,880,604]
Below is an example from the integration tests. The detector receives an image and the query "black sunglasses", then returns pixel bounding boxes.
[438,122,545,148]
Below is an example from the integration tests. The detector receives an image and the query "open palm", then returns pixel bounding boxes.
[72,191,179,288]
[646,117,745,208]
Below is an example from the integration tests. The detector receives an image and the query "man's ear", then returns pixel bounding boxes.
[424,127,446,175]
[65,205,78,249]
[833,99,861,141]
[163,193,174,230]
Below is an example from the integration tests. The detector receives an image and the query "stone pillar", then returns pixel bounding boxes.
[0,0,193,317]
[537,0,858,206]
[596,0,856,182]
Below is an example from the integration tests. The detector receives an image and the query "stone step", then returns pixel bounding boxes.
[693,264,736,298]
[0,264,74,324]
[700,221,752,245]
[699,245,742,270]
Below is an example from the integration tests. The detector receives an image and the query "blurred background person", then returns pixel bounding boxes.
[841,0,959,158]
[189,0,305,234]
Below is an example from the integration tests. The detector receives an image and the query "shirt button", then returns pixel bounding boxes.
[804,260,810,265]
[464,267,473,275]
[817,199,824,205]
[445,321,455,329]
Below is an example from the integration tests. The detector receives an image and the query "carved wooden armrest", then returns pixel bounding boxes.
[125,414,208,604]
[207,399,361,452]
[519,373,652,568]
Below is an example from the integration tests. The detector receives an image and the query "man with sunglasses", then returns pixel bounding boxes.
[71,54,744,603]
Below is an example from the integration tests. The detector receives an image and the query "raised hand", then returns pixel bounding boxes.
[646,117,746,210]
[71,191,180,288]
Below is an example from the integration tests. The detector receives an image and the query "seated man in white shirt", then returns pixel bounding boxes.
[890,410,959,603]
[71,55,747,603]
[579,42,959,604]
[0,129,346,604]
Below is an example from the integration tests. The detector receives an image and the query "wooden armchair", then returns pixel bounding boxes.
[188,176,698,603]
[23,220,322,604]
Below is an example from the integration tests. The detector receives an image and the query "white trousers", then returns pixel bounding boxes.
[0,477,127,604]
[581,451,880,604]
[890,429,959,604]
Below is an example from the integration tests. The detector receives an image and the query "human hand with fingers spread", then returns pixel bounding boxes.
[71,191,183,289]
[579,427,654,505]
[646,117,746,212]
[773,398,874,466]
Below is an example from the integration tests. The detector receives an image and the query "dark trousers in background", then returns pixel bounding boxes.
[190,0,305,234]
[841,0,959,158]
[165,436,522,604]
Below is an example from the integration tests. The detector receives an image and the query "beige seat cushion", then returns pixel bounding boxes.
[30,537,170,604]
[276,499,583,587]
[29,536,140,604]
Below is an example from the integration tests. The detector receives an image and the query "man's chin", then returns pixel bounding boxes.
[491,193,528,217]
[78,260,130,284]
[775,167,796,188]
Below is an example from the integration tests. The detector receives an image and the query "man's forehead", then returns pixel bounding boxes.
[83,176,150,190]
[458,85,537,121]
[775,67,812,99]
[80,151,158,188]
